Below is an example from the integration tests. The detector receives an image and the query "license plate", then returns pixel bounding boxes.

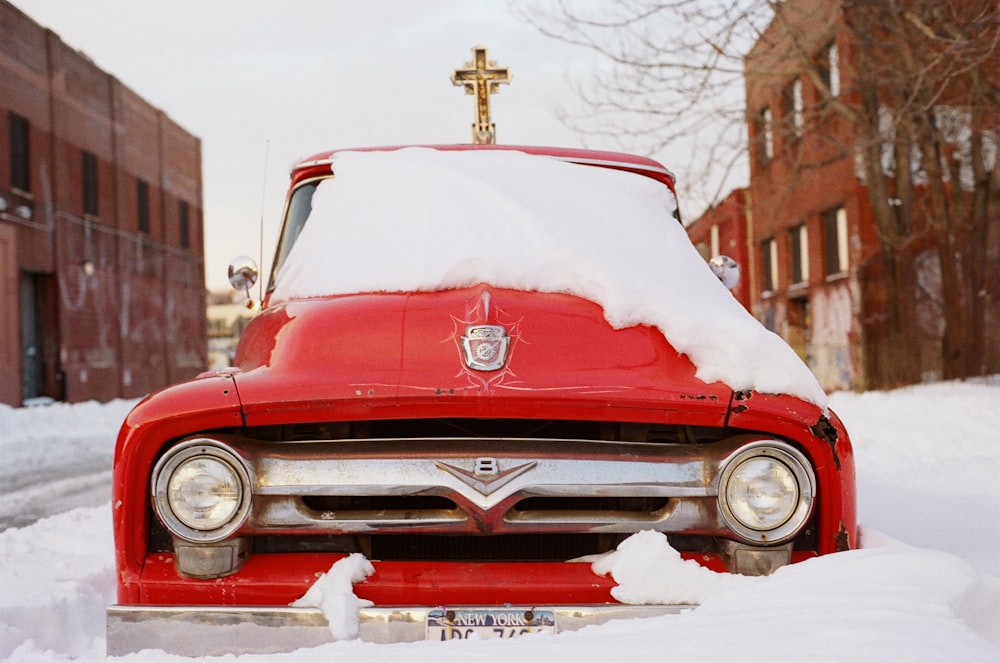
[426,608,557,640]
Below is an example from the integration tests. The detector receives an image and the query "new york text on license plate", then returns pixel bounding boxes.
[426,608,556,640]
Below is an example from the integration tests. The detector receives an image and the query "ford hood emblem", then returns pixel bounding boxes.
[461,325,510,371]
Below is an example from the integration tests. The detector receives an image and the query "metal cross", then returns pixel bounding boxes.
[451,46,511,145]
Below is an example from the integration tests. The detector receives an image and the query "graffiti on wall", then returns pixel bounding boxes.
[810,281,857,391]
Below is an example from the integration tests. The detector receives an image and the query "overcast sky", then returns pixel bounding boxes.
[14,1,614,291]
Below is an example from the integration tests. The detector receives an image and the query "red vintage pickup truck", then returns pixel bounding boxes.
[107,145,855,655]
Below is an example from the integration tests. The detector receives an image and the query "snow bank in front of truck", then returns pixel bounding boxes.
[271,147,828,408]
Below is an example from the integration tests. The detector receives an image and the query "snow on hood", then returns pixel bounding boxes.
[271,147,827,408]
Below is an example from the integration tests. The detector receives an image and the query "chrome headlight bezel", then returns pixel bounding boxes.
[152,438,252,543]
[718,440,816,545]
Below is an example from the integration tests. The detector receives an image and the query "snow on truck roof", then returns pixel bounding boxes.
[271,147,827,407]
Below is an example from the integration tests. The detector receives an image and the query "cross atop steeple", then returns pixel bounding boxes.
[451,46,511,145]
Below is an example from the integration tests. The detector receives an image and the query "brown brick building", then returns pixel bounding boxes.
[1,1,206,406]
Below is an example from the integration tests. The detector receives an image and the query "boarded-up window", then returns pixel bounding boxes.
[179,200,190,248]
[822,206,849,276]
[819,41,840,97]
[756,107,774,163]
[82,150,98,217]
[8,113,30,193]
[761,237,779,292]
[784,79,804,138]
[789,223,809,284]
[137,179,150,234]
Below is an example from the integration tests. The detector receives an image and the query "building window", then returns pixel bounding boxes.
[822,206,849,276]
[755,107,774,163]
[789,223,809,284]
[9,112,30,193]
[82,150,98,217]
[784,79,804,138]
[819,41,841,98]
[136,179,150,234]
[179,200,190,249]
[761,237,778,292]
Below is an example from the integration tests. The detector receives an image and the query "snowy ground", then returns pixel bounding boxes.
[0,378,997,662]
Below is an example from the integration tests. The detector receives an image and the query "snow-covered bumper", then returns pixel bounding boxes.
[106,603,688,656]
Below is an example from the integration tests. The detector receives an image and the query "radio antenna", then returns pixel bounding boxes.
[257,139,270,305]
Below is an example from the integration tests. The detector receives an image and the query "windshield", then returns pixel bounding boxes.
[271,148,684,301]
[268,180,321,291]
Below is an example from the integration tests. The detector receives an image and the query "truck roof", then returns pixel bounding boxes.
[290,144,676,190]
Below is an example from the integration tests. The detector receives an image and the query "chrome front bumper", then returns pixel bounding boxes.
[107,604,689,656]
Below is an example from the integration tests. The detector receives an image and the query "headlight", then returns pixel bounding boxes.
[718,441,815,544]
[152,439,252,543]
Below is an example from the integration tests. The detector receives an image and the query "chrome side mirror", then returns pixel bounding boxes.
[228,255,259,308]
[709,255,740,290]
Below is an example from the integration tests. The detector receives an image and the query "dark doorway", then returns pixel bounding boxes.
[19,272,60,403]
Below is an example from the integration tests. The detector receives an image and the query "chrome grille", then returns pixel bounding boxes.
[208,434,757,539]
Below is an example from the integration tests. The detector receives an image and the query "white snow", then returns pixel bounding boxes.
[0,378,997,661]
[590,530,756,605]
[271,148,828,407]
[0,399,137,531]
[290,553,375,641]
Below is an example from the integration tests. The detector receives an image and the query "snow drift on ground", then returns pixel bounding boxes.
[271,148,827,407]
[0,378,997,662]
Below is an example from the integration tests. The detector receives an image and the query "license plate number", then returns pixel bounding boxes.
[426,608,556,640]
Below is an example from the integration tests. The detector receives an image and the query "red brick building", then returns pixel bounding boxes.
[685,188,752,311]
[740,0,873,391]
[695,0,1000,393]
[0,0,206,406]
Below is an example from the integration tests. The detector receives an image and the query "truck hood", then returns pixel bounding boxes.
[229,286,733,427]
